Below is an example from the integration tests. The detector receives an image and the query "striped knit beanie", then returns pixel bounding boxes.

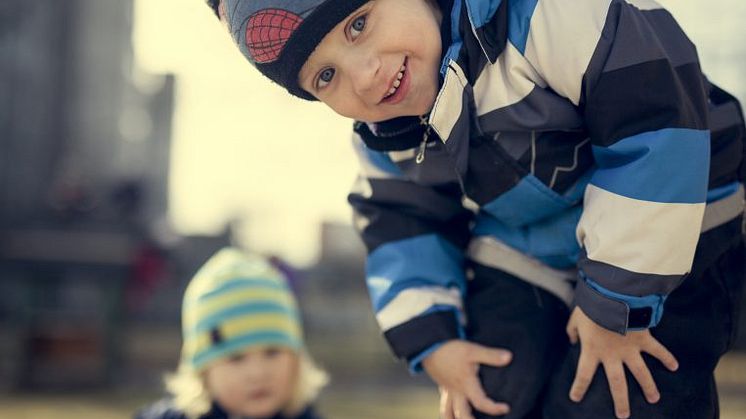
[181,247,303,371]
[205,0,368,100]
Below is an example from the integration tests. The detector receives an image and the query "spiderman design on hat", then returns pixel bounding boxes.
[246,8,308,63]
[224,0,322,64]
[212,0,369,99]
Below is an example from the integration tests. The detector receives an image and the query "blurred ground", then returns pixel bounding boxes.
[0,352,744,418]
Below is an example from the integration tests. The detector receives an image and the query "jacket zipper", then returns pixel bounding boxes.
[416,114,431,164]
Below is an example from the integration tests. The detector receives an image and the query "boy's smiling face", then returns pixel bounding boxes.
[299,0,443,123]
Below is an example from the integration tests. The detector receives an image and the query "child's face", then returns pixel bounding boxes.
[205,346,299,418]
[299,0,443,123]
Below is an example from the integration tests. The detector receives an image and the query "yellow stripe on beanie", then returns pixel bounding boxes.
[183,288,295,330]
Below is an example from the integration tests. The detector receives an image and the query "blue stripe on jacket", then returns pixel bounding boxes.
[441,0,465,75]
[590,127,710,203]
[473,205,583,269]
[481,173,588,227]
[367,234,466,312]
[508,0,539,54]
[465,0,502,27]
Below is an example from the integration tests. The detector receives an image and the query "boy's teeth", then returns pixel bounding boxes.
[385,64,407,99]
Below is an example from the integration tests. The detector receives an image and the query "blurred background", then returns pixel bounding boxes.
[0,1,744,418]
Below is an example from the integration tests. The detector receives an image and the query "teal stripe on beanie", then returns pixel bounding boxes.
[193,331,302,370]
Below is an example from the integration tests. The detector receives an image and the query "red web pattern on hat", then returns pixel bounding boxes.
[245,9,303,64]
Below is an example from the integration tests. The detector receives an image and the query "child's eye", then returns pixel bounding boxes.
[349,14,367,39]
[264,347,281,358]
[316,68,335,89]
[228,353,246,363]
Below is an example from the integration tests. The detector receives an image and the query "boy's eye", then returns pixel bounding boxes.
[349,14,366,39]
[316,68,335,89]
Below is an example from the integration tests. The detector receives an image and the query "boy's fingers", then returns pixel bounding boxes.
[440,388,454,419]
[626,355,660,404]
[453,393,474,419]
[643,338,679,372]
[603,362,630,419]
[464,376,510,416]
[469,344,512,367]
[569,351,598,402]
[566,324,579,345]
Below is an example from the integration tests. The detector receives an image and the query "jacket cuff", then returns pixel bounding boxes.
[383,309,463,364]
[407,342,447,375]
[574,273,667,335]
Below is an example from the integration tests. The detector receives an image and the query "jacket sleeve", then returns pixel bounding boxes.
[524,0,710,334]
[347,129,473,371]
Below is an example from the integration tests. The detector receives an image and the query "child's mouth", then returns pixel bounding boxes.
[381,57,409,104]
[248,389,272,400]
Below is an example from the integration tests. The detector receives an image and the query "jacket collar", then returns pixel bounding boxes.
[355,0,507,152]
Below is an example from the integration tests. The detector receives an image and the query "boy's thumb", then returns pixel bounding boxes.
[474,346,512,367]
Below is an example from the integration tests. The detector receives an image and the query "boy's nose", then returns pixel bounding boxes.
[346,49,382,98]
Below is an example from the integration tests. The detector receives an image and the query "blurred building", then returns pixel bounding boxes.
[0,1,171,225]
[0,0,185,390]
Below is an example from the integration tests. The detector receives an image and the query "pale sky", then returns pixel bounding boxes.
[133,0,359,266]
[132,0,745,266]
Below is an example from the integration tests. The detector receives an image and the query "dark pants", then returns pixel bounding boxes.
[467,218,746,419]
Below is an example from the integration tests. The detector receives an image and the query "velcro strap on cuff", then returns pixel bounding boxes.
[575,276,668,334]
[574,277,631,334]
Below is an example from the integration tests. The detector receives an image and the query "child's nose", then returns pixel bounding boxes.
[347,49,381,97]
[241,358,269,379]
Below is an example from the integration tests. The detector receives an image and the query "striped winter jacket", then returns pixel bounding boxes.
[348,0,746,370]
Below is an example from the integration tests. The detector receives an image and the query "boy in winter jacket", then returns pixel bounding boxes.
[206,1,746,418]
[135,248,328,419]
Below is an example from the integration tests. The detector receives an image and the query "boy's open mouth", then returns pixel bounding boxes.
[380,57,409,104]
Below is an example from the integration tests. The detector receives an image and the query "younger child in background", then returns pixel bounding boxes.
[136,247,328,419]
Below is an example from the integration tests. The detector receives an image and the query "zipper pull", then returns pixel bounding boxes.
[416,114,431,164]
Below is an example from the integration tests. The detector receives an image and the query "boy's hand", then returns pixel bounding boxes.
[422,340,512,418]
[440,386,480,419]
[566,306,679,419]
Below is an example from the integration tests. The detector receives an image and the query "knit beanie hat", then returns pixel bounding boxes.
[181,247,303,371]
[206,0,369,100]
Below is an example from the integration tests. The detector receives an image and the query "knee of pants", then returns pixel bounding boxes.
[474,326,569,418]
[465,266,571,418]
